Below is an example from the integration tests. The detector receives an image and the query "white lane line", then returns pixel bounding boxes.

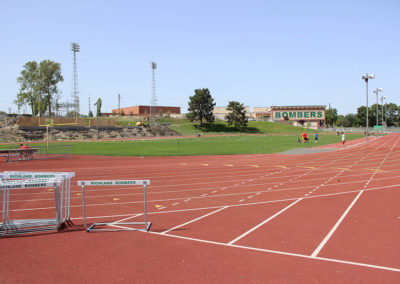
[184,199,191,202]
[161,206,229,234]
[228,198,303,245]
[108,224,137,231]
[19,181,400,216]
[112,213,142,224]
[311,190,364,258]
[238,199,245,203]
[172,202,180,206]
[148,231,400,273]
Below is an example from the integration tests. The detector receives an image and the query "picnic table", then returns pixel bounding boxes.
[0,148,38,162]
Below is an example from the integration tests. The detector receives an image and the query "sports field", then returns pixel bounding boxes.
[0,134,399,283]
[0,133,363,156]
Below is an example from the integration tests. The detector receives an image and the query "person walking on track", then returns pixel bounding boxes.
[341,132,346,147]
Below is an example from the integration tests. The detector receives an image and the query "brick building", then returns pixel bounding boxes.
[112,105,181,116]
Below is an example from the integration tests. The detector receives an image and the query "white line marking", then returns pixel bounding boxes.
[184,199,191,202]
[112,213,142,224]
[26,183,400,216]
[108,224,136,230]
[311,190,364,257]
[228,198,303,245]
[172,202,180,206]
[161,206,229,234]
[147,231,400,273]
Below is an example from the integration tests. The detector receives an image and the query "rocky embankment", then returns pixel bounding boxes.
[0,122,179,143]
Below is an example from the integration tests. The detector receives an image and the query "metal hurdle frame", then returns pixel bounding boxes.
[0,178,62,236]
[77,180,151,232]
[3,171,75,224]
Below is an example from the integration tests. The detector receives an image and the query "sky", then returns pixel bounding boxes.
[1,0,399,115]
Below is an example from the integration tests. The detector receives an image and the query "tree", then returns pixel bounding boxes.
[95,98,102,117]
[88,110,94,117]
[187,88,216,126]
[225,101,248,130]
[325,108,338,127]
[356,106,375,127]
[37,60,63,117]
[345,113,357,127]
[15,60,63,117]
[16,61,40,116]
[336,114,357,127]
[385,103,399,127]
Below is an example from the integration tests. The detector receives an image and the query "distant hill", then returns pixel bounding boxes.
[154,117,319,135]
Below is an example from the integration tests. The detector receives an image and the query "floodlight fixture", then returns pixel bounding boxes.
[152,62,157,70]
[362,73,375,141]
[71,42,80,52]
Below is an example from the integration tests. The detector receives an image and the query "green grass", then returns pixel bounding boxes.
[0,134,363,156]
[110,116,323,135]
[159,118,320,136]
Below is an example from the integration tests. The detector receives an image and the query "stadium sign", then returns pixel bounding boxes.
[273,110,325,120]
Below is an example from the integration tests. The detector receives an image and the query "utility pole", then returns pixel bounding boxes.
[328,102,331,127]
[118,94,121,115]
[88,96,91,115]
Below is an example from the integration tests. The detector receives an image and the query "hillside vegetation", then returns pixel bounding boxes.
[153,117,320,136]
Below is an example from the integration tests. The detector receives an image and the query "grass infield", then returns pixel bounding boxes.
[0,134,363,156]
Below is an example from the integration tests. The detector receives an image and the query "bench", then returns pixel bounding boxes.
[0,149,38,162]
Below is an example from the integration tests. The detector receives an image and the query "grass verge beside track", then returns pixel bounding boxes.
[0,134,363,156]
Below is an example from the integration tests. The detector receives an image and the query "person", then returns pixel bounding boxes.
[314,133,318,143]
[19,143,32,160]
[302,132,308,143]
[296,138,301,143]
[341,132,346,147]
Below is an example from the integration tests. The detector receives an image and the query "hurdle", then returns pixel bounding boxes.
[77,180,151,232]
[0,178,62,236]
[3,171,75,224]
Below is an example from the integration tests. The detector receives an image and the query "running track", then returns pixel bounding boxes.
[0,134,399,283]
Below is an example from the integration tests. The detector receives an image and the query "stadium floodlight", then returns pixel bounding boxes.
[373,88,383,127]
[362,73,375,141]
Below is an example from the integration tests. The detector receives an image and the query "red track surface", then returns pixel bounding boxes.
[1,134,399,283]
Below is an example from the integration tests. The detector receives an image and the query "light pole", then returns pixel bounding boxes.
[373,88,383,129]
[94,101,99,139]
[380,95,386,128]
[362,73,375,140]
